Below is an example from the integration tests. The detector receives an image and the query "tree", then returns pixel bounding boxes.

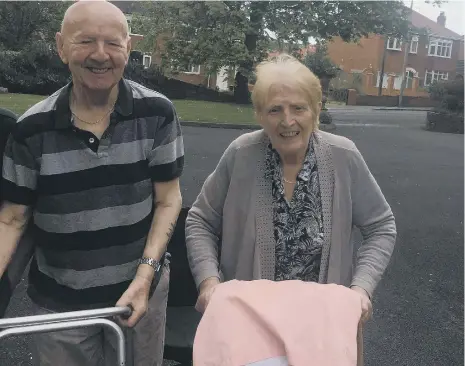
[303,43,341,92]
[429,79,464,114]
[132,1,440,103]
[0,2,67,51]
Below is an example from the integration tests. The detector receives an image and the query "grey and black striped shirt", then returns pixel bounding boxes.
[2,79,184,311]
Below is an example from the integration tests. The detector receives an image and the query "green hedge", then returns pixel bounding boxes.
[0,42,71,95]
[0,43,234,103]
[428,79,464,114]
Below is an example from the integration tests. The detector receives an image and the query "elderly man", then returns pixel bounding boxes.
[0,1,183,365]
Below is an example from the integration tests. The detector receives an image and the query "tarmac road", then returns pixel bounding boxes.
[1,110,463,366]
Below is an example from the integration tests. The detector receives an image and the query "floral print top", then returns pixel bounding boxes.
[265,139,324,283]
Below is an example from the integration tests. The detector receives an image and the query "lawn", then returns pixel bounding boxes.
[0,93,258,125]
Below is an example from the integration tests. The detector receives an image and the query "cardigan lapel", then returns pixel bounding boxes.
[253,130,334,283]
[254,132,276,281]
[313,131,335,284]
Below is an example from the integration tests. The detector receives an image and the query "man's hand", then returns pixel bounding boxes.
[115,275,152,328]
[195,277,220,313]
[351,285,373,323]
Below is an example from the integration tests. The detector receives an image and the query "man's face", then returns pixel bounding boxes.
[56,8,131,92]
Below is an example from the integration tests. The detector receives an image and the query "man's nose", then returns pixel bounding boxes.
[91,41,110,63]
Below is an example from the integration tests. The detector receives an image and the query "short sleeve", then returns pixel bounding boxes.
[1,133,38,206]
[147,100,184,182]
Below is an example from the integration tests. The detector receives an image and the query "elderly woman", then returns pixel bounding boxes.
[185,54,396,322]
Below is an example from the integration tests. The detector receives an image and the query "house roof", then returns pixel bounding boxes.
[409,9,462,39]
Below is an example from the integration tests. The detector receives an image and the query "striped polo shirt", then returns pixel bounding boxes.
[1,79,184,311]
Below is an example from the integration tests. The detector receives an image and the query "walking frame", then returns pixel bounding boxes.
[0,306,134,366]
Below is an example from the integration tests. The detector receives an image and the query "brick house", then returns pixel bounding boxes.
[111,1,224,90]
[326,9,464,96]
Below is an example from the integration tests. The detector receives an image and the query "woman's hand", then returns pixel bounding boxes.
[195,277,220,313]
[351,285,373,323]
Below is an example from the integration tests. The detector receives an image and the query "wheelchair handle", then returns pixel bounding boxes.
[0,306,132,329]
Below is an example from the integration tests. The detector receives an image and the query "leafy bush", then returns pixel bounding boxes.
[0,44,234,103]
[0,41,70,95]
[319,110,333,125]
[428,79,463,115]
[124,61,234,102]
[426,79,463,134]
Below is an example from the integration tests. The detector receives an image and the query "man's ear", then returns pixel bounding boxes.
[55,32,68,64]
[125,37,132,65]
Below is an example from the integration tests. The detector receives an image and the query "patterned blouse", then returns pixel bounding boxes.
[265,139,325,283]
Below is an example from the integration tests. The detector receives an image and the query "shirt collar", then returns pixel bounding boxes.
[53,78,134,129]
[266,134,316,182]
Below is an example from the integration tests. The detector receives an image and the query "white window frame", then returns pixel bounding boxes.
[405,70,415,88]
[409,36,419,54]
[143,54,152,69]
[387,37,402,51]
[182,64,201,74]
[125,14,133,34]
[428,38,453,58]
[424,70,449,86]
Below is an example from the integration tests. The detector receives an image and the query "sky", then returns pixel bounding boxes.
[405,0,465,35]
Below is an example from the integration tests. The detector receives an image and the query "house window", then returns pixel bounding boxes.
[143,55,152,69]
[125,14,133,34]
[376,72,389,89]
[405,70,415,88]
[428,38,452,58]
[387,37,402,51]
[182,64,201,74]
[410,36,419,54]
[424,70,449,86]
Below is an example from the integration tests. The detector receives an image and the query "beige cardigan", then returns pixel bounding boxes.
[185,130,396,299]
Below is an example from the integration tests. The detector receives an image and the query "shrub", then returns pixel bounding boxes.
[0,45,235,103]
[0,41,70,95]
[428,79,464,115]
[319,110,333,125]
[124,61,234,102]
[426,79,463,134]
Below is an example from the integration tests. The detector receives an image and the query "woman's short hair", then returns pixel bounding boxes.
[251,53,322,128]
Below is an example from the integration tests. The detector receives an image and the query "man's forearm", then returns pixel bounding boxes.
[136,195,182,282]
[0,222,26,278]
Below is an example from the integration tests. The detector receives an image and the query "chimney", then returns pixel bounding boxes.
[437,11,446,27]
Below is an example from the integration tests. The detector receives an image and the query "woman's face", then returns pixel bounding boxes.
[257,84,319,162]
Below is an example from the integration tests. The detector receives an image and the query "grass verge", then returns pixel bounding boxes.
[0,93,258,125]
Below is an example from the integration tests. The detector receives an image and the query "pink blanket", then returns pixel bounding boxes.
[193,280,364,366]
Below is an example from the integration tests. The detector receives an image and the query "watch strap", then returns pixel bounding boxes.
[138,257,162,272]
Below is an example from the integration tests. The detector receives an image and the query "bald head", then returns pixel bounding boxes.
[55,0,132,93]
[61,0,129,39]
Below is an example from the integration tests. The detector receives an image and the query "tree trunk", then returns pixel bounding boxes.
[320,77,330,94]
[234,1,268,104]
[234,72,249,104]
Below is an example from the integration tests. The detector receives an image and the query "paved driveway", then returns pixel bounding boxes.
[1,110,463,366]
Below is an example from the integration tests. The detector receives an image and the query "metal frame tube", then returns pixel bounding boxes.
[0,318,127,366]
[0,306,131,329]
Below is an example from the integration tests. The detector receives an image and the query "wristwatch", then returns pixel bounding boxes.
[138,257,162,273]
